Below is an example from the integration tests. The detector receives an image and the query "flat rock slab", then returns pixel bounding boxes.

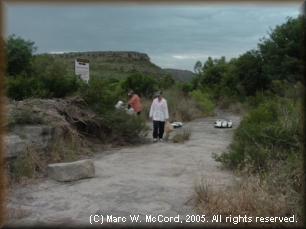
[46,159,95,182]
[6,110,241,227]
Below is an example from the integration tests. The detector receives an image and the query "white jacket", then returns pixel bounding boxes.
[149,98,169,121]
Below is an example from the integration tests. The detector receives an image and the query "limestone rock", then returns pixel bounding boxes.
[46,159,95,182]
[5,134,27,158]
[49,51,150,61]
[6,125,63,159]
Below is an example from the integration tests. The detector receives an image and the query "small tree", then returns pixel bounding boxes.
[258,16,303,84]
[194,60,203,75]
[160,73,175,90]
[235,49,268,96]
[32,54,80,98]
[121,72,158,97]
[6,34,37,76]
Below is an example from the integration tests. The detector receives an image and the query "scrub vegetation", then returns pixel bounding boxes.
[193,16,305,227]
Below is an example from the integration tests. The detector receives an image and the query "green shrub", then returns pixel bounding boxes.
[7,55,82,100]
[209,95,303,224]
[7,101,46,129]
[188,89,215,116]
[33,55,80,98]
[7,72,39,100]
[79,76,123,114]
[102,109,149,143]
[213,97,302,174]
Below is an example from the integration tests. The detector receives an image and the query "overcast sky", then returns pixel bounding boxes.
[4,2,302,71]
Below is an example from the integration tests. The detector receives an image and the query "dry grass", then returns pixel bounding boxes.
[139,98,151,121]
[141,90,202,122]
[8,148,43,181]
[165,90,200,122]
[8,133,94,182]
[172,125,192,143]
[229,102,248,116]
[6,96,104,139]
[47,133,86,164]
[194,173,303,227]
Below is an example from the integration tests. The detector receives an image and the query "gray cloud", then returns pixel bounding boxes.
[5,3,300,71]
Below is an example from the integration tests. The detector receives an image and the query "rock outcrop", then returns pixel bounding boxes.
[46,159,95,182]
[49,51,150,61]
[5,97,92,160]
[6,125,62,159]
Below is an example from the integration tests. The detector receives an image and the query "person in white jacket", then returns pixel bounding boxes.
[149,91,169,142]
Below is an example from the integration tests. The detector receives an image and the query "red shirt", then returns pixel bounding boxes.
[127,94,141,113]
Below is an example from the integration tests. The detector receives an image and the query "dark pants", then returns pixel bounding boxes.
[153,120,165,139]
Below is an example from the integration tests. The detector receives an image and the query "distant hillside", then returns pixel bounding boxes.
[40,51,180,81]
[163,68,196,82]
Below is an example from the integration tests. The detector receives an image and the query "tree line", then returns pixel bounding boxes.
[4,15,305,113]
[186,16,305,102]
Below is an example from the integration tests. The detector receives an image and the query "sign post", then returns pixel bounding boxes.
[75,58,90,82]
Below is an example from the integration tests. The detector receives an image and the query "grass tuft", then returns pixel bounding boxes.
[172,125,192,143]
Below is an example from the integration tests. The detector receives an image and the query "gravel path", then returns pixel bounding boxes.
[5,110,241,228]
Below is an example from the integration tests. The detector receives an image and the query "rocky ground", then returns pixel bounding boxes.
[4,110,241,228]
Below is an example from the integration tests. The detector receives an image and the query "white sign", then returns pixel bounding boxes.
[75,58,90,82]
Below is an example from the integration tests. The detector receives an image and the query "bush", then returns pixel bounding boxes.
[6,34,37,76]
[101,109,149,144]
[7,54,82,100]
[7,72,39,100]
[79,76,123,114]
[202,97,303,221]
[163,89,200,122]
[188,89,215,116]
[7,103,46,129]
[33,55,81,98]
[213,97,302,174]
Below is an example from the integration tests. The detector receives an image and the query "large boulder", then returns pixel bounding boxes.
[46,159,95,182]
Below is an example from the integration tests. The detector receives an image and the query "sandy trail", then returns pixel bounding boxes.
[5,110,241,228]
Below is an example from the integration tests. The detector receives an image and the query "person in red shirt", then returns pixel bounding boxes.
[124,91,142,116]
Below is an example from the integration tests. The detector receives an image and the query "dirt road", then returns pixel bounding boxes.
[5,110,241,228]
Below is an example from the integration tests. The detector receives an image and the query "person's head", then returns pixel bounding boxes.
[128,91,134,97]
[155,91,162,98]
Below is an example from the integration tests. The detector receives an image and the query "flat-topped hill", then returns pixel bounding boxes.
[38,51,195,82]
[41,51,170,80]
